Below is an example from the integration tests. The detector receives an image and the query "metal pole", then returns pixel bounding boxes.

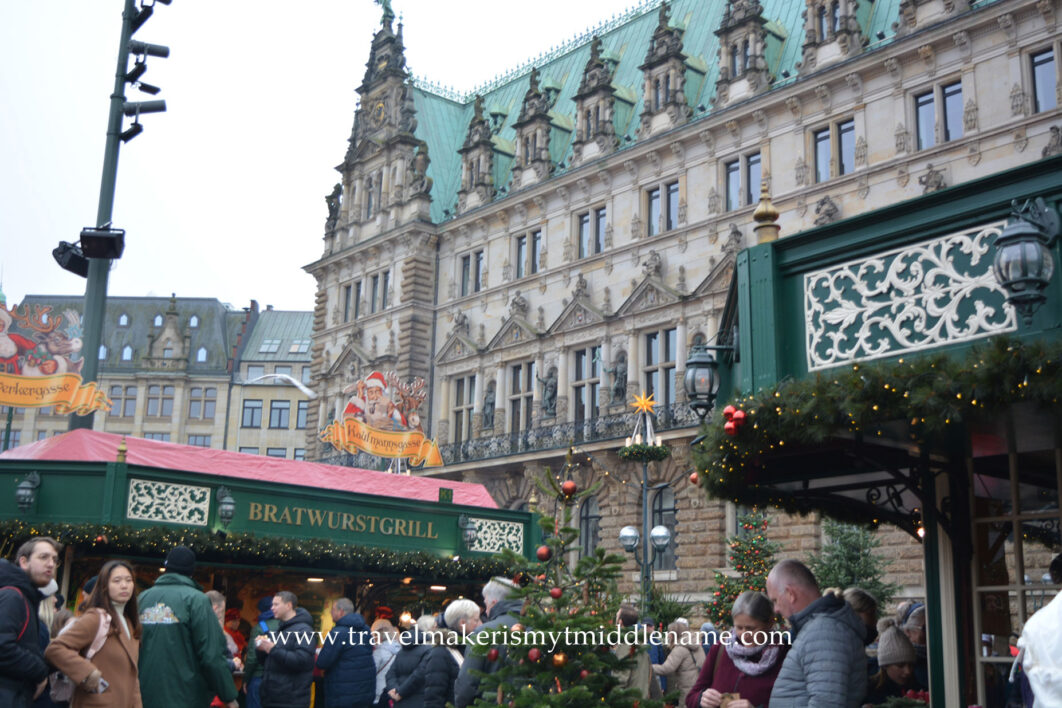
[641,458,650,616]
[70,0,139,430]
[2,406,12,451]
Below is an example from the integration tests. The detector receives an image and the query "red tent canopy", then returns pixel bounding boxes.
[1,429,495,508]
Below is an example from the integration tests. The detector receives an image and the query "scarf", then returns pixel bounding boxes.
[725,641,781,676]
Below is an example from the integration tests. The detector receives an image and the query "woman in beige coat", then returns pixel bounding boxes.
[45,560,142,707]
[653,620,706,704]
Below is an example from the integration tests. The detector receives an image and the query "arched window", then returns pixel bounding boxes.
[653,78,661,110]
[197,347,207,363]
[664,74,672,104]
[730,44,740,76]
[651,486,678,571]
[153,314,162,327]
[742,39,751,72]
[118,313,129,327]
[585,110,593,139]
[121,345,133,362]
[98,345,107,360]
[831,1,841,33]
[817,5,828,40]
[189,315,199,328]
[579,496,601,558]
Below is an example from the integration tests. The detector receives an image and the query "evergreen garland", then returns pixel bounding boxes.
[617,443,671,462]
[0,520,510,581]
[691,336,1062,519]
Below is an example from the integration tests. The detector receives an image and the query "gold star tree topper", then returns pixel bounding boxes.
[631,392,656,415]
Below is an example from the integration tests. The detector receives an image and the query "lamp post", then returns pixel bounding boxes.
[16,471,41,512]
[618,393,672,615]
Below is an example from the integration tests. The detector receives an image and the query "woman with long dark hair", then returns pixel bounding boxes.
[45,560,142,707]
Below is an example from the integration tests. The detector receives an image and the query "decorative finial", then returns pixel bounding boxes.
[753,181,781,243]
[117,436,127,463]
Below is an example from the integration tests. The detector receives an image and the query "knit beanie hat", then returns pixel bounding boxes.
[165,545,196,576]
[876,618,917,666]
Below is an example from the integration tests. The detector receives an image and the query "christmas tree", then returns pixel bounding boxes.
[805,518,901,606]
[703,511,780,627]
[471,456,671,708]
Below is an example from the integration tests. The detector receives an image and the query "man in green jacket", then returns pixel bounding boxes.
[138,546,238,708]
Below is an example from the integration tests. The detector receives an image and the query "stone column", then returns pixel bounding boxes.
[472,369,484,437]
[494,365,506,435]
[438,376,451,444]
[626,330,640,397]
[599,335,612,411]
[675,319,688,404]
[556,350,569,423]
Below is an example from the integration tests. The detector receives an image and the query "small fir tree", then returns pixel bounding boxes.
[703,511,780,627]
[471,457,670,708]
[805,518,901,606]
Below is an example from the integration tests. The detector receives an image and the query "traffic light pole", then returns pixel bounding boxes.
[70,0,138,430]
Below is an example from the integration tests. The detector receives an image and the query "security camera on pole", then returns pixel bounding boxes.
[66,0,171,430]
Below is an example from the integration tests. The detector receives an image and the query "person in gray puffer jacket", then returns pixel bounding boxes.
[766,560,867,707]
[453,577,523,708]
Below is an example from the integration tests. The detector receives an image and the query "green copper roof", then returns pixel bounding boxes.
[408,0,905,222]
[241,310,314,363]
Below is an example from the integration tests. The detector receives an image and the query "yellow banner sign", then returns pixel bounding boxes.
[0,373,112,414]
[320,418,444,467]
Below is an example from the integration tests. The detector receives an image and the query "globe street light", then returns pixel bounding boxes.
[992,197,1059,324]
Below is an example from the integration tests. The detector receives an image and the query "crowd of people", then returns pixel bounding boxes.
[0,535,1059,708]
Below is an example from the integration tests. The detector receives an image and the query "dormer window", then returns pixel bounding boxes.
[154,314,162,327]
[118,313,129,327]
[197,347,207,362]
[189,315,199,328]
[121,345,133,361]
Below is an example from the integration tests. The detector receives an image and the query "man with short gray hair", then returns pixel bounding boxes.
[767,559,867,707]
[317,597,375,708]
[454,577,521,708]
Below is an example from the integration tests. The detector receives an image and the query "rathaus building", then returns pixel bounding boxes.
[305,0,1060,632]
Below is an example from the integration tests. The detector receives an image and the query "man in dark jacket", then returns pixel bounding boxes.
[257,591,316,708]
[453,577,522,708]
[246,595,281,708]
[766,559,867,707]
[0,537,59,708]
[138,545,238,708]
[316,597,374,708]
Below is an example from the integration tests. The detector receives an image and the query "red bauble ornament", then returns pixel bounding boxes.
[724,421,737,436]
[550,587,563,599]
[536,545,553,562]
[561,480,577,497]
[732,409,747,426]
[552,652,568,667]
[689,472,699,485]
[580,669,589,679]
[723,405,737,421]
[527,648,542,662]
[536,573,546,582]
[487,648,499,662]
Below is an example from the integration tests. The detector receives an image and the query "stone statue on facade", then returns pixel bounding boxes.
[510,290,529,319]
[452,310,470,338]
[602,353,628,405]
[642,249,663,278]
[325,183,342,228]
[572,273,588,299]
[537,367,558,417]
[409,141,433,197]
[919,164,946,194]
[813,195,840,225]
[482,384,496,430]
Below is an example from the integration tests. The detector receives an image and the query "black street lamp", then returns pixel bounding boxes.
[216,486,235,528]
[16,472,41,513]
[458,514,479,548]
[993,197,1059,324]
[684,344,721,425]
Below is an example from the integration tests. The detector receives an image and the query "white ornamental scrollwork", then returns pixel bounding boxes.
[468,518,524,554]
[804,222,1016,371]
[126,478,211,526]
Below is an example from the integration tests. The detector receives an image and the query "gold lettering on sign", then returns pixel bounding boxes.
[246,503,442,539]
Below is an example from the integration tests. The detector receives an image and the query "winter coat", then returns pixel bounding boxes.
[45,608,142,708]
[685,642,788,708]
[372,638,400,703]
[769,593,868,708]
[453,598,523,708]
[421,643,462,708]
[384,633,431,708]
[137,572,236,708]
[0,559,49,708]
[1018,591,1062,707]
[613,641,663,699]
[652,641,704,703]
[260,607,317,708]
[316,611,375,708]
[245,615,281,681]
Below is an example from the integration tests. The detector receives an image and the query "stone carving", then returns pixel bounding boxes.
[642,249,663,278]
[855,136,867,167]
[895,123,910,154]
[678,198,687,224]
[603,287,613,312]
[795,157,809,187]
[537,367,558,417]
[631,215,642,239]
[452,310,470,338]
[678,265,687,292]
[1011,84,1027,116]
[968,141,982,165]
[919,164,946,193]
[510,290,529,319]
[963,99,978,132]
[897,165,910,187]
[536,306,546,331]
[409,141,433,197]
[325,183,342,230]
[785,96,802,121]
[482,383,496,430]
[572,273,588,299]
[502,259,512,282]
[708,187,721,213]
[1015,129,1029,153]
[845,73,863,97]
[603,352,628,405]
[884,57,902,85]
[813,195,840,225]
[804,221,1015,370]
[1044,126,1062,157]
[858,173,870,198]
[724,224,743,254]
[604,224,614,249]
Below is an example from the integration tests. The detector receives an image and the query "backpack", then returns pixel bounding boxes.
[49,609,112,702]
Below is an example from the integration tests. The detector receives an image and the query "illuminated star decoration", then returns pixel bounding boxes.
[631,392,657,415]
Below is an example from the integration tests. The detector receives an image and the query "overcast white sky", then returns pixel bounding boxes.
[0,0,633,312]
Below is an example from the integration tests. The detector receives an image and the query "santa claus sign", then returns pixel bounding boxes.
[0,303,111,414]
[320,370,442,467]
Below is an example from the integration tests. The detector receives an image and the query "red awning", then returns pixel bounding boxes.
[1,429,496,508]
